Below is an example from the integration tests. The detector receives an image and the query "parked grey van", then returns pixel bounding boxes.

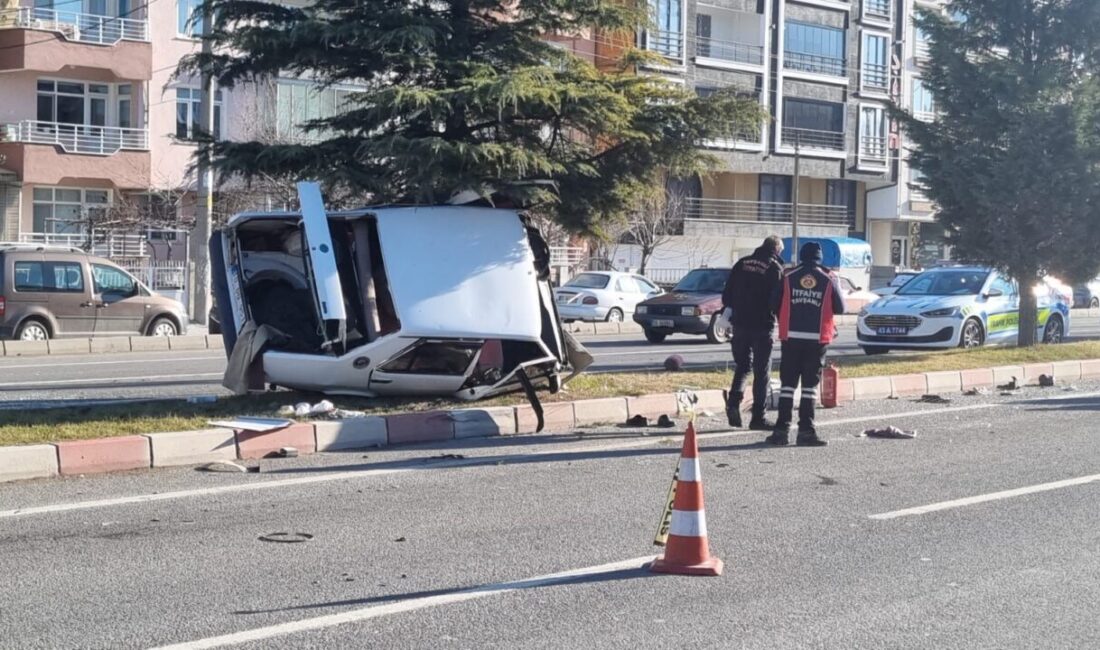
[0,243,189,340]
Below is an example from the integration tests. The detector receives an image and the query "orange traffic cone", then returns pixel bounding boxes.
[649,422,723,576]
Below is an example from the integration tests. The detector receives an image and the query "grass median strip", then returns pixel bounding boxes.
[3,341,1099,446]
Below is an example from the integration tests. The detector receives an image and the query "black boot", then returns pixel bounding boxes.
[796,425,826,447]
[765,425,789,446]
[749,411,773,431]
[727,393,744,428]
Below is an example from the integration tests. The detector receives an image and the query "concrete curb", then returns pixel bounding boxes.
[0,335,223,357]
[0,358,1095,484]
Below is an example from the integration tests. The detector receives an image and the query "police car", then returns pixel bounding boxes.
[856,267,1071,354]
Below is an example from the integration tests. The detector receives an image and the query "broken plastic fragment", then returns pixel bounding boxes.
[862,426,916,439]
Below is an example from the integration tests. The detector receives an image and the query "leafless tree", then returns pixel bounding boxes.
[625,177,686,275]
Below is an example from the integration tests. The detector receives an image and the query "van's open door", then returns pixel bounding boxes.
[297,182,347,351]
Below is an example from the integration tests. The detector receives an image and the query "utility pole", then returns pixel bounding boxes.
[790,131,800,266]
[190,0,214,325]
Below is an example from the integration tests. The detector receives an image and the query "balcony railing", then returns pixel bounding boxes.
[550,246,586,267]
[0,7,148,44]
[695,36,765,66]
[914,108,936,122]
[784,51,847,77]
[782,127,847,152]
[2,121,149,155]
[685,197,852,227]
[915,40,931,60]
[862,62,889,92]
[19,232,148,258]
[864,0,892,21]
[645,29,684,59]
[860,135,888,163]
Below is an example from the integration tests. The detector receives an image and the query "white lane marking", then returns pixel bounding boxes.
[0,403,1000,520]
[0,373,223,388]
[592,347,724,358]
[151,555,655,649]
[870,473,1100,520]
[0,355,223,370]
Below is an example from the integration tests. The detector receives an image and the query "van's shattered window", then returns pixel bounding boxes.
[378,341,482,375]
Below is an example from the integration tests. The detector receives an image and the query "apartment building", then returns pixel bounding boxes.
[590,0,941,277]
[0,0,349,261]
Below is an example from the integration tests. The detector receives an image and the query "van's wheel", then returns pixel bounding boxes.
[644,329,667,344]
[149,317,178,337]
[606,308,624,323]
[1043,315,1065,344]
[706,313,731,344]
[960,318,985,349]
[17,320,49,341]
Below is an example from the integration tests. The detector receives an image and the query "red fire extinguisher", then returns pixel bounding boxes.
[822,363,839,408]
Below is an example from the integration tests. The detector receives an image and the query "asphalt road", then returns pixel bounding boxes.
[3,385,1100,648]
[2,314,1100,407]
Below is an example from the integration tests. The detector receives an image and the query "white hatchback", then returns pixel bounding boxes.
[554,271,663,323]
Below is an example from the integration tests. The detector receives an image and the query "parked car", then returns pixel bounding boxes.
[856,267,1070,354]
[0,243,189,341]
[554,271,662,323]
[1072,278,1100,308]
[211,183,589,401]
[874,271,921,296]
[633,268,731,344]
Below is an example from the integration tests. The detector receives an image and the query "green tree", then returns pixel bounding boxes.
[899,0,1100,346]
[179,0,764,234]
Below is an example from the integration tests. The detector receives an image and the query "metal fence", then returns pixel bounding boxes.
[0,7,148,43]
[685,197,852,227]
[3,121,149,155]
[117,259,191,311]
[695,36,765,66]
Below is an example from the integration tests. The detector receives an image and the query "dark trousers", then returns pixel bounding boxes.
[775,339,828,432]
[728,328,774,419]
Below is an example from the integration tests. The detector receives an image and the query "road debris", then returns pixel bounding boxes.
[258,532,314,543]
[626,415,649,427]
[918,394,951,404]
[656,414,676,428]
[198,460,248,473]
[429,454,466,460]
[964,387,990,396]
[394,536,407,542]
[1038,374,1055,388]
[997,376,1020,391]
[862,426,916,439]
[209,417,293,432]
[278,447,299,458]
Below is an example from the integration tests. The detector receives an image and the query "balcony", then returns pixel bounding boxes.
[784,50,847,78]
[859,134,888,165]
[685,197,851,227]
[0,7,148,44]
[864,0,892,22]
[781,127,846,152]
[915,39,931,61]
[862,61,889,93]
[695,36,764,67]
[914,108,936,122]
[2,121,149,155]
[644,29,683,60]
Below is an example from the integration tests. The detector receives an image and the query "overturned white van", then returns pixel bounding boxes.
[211,183,590,418]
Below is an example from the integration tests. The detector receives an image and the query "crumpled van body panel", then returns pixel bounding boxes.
[213,187,587,400]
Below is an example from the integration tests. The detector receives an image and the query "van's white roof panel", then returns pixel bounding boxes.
[373,207,541,339]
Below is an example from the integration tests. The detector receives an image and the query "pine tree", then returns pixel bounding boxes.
[899,0,1100,346]
[179,0,763,233]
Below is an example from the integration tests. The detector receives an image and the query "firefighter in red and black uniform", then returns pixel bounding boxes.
[767,242,846,447]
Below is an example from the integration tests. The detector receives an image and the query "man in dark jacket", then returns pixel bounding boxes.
[767,242,846,447]
[721,235,785,429]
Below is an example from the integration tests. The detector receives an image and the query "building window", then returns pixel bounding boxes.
[275,80,356,141]
[782,98,845,150]
[175,87,223,140]
[784,21,846,77]
[859,105,888,163]
[117,84,132,129]
[826,179,857,227]
[177,0,203,37]
[912,79,935,120]
[909,167,929,201]
[862,33,889,93]
[694,8,764,66]
[759,175,792,221]
[36,79,132,129]
[31,187,110,235]
[648,0,683,58]
[864,0,891,22]
[914,25,931,59]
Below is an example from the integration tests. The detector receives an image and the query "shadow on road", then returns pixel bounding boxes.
[1017,395,1100,412]
[231,564,659,616]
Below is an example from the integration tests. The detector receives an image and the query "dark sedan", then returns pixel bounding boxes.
[633,268,731,343]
